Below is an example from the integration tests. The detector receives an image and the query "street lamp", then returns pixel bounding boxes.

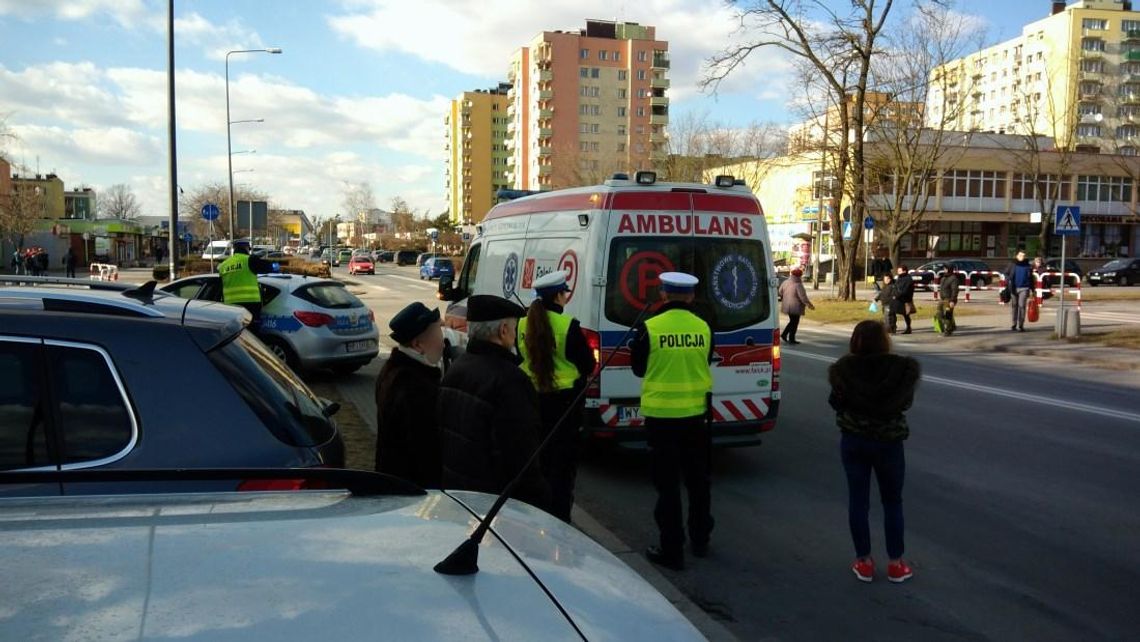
[226,47,281,240]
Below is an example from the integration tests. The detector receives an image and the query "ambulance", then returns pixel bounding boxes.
[438,171,781,447]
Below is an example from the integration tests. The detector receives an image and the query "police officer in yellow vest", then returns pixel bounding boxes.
[631,271,714,571]
[218,240,274,327]
[517,270,597,523]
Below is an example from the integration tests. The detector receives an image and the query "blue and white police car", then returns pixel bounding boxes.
[162,273,379,375]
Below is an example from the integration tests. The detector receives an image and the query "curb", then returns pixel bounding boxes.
[571,506,739,641]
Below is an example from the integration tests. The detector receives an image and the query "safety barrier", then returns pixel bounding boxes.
[962,271,1007,303]
[89,263,119,282]
[1035,272,1082,310]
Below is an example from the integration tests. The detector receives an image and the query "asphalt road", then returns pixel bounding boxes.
[336,262,1140,641]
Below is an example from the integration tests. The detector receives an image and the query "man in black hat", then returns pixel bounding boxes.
[437,295,551,511]
[374,302,446,488]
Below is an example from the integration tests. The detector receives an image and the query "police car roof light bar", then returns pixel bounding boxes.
[434,302,656,577]
[635,170,657,185]
[714,175,735,188]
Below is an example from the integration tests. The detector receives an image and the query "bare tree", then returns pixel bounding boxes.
[706,0,900,300]
[341,181,377,220]
[98,184,142,220]
[661,110,787,184]
[390,196,415,234]
[865,2,981,268]
[180,181,268,240]
[0,182,40,248]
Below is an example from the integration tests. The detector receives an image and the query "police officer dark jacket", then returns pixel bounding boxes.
[437,295,552,510]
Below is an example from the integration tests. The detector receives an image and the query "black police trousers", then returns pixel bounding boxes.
[646,416,713,555]
[538,387,585,523]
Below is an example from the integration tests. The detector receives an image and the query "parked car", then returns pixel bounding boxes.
[420,257,455,281]
[1039,258,1084,288]
[416,252,437,267]
[911,259,994,289]
[373,250,394,263]
[161,274,379,374]
[337,249,354,266]
[1087,258,1140,286]
[0,277,345,494]
[347,254,375,275]
[0,469,703,640]
[396,250,419,266]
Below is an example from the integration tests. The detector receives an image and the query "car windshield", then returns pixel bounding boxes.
[294,283,364,310]
[207,332,335,448]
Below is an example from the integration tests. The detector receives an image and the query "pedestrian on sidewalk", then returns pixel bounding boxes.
[632,272,715,571]
[894,266,916,334]
[517,270,597,523]
[374,302,445,488]
[11,248,22,275]
[1004,250,1034,332]
[937,266,961,336]
[875,274,898,332]
[870,250,893,293]
[63,248,78,279]
[437,295,552,511]
[828,320,920,584]
[779,268,815,345]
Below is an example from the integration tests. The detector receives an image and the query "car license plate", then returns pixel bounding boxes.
[345,339,376,353]
[619,406,642,422]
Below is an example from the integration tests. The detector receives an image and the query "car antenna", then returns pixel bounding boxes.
[123,280,159,303]
[434,301,655,576]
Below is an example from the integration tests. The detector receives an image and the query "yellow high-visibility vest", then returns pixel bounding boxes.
[641,308,713,419]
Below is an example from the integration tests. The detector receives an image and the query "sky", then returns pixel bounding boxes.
[0,0,1060,226]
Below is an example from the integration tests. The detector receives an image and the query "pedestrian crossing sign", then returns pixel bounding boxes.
[1054,206,1081,236]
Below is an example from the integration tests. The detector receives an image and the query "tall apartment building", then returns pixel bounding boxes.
[445,83,512,225]
[507,20,669,191]
[928,0,1140,152]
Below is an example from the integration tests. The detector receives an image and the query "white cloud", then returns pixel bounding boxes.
[8,124,163,168]
[175,12,270,61]
[0,0,150,28]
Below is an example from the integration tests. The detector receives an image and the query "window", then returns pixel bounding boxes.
[1083,18,1107,30]
[618,88,627,99]
[1077,124,1103,137]
[1117,125,1140,139]
[1081,59,1105,72]
[1011,174,1071,201]
[637,69,646,80]
[1124,19,1140,32]
[614,51,621,62]
[941,169,1006,198]
[591,105,602,116]
[579,67,589,78]
[456,243,481,295]
[49,343,134,465]
[580,48,589,59]
[579,123,590,134]
[579,104,589,115]
[591,142,600,152]
[617,125,626,135]
[294,283,364,309]
[1077,175,1133,202]
[579,141,589,152]
[1120,105,1140,119]
[637,51,647,62]
[1121,146,1139,156]
[617,107,627,117]
[618,70,628,81]
[636,107,645,117]
[591,67,600,79]
[1080,81,1101,96]
[0,340,50,471]
[1079,102,1103,116]
[580,86,589,97]
[599,51,608,61]
[618,142,626,152]
[1082,38,1105,52]
[591,123,600,134]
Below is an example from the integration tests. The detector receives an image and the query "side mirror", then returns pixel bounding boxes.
[319,398,341,418]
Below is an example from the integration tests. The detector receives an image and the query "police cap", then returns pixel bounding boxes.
[659,271,699,294]
[533,270,570,296]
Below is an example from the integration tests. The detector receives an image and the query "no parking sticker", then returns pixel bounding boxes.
[559,250,579,302]
[618,251,675,309]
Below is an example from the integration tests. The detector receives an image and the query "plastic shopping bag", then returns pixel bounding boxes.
[869,301,880,314]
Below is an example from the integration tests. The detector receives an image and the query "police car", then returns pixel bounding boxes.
[162,273,379,374]
[439,172,781,447]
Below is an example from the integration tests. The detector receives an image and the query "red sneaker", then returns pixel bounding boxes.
[851,558,874,583]
[888,560,914,583]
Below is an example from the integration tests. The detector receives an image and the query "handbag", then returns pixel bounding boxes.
[1027,297,1040,323]
[869,301,880,314]
[999,288,1011,304]
[905,301,917,315]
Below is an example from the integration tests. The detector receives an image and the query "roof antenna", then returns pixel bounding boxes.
[435,302,655,575]
[123,280,159,303]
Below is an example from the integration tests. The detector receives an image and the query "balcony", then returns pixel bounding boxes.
[650,113,669,125]
[538,108,554,120]
[651,77,670,89]
[538,147,551,157]
[538,165,552,176]
[539,70,553,82]
[1127,50,1140,61]
[538,90,554,100]
[538,127,553,138]
[652,54,670,69]
[650,96,669,107]
[1126,29,1140,42]
[650,130,667,143]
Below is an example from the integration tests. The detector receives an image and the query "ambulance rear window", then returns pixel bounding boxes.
[605,237,771,331]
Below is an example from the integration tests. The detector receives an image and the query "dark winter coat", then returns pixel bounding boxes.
[939,273,961,303]
[894,273,916,304]
[874,282,898,308]
[437,339,551,510]
[871,258,894,279]
[1006,259,1035,290]
[374,347,443,488]
[827,353,921,442]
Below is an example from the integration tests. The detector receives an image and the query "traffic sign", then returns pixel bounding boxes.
[842,221,853,240]
[181,233,193,243]
[201,203,220,221]
[863,216,875,230]
[1054,206,1080,236]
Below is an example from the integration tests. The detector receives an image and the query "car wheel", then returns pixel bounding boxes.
[262,337,300,371]
[1089,281,1099,287]
[1121,275,1131,287]
[332,363,363,375]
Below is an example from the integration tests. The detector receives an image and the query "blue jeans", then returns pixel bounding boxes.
[841,433,906,559]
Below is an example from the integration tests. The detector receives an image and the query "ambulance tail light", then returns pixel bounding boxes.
[772,330,782,393]
[582,327,602,398]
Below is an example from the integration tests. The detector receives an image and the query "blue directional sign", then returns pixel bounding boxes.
[201,203,221,221]
[181,233,193,243]
[1054,206,1080,236]
[842,221,853,240]
[863,216,875,230]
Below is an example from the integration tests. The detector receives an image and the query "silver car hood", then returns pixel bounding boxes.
[0,491,597,641]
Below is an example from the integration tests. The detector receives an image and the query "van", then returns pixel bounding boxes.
[201,240,232,260]
[439,172,781,447]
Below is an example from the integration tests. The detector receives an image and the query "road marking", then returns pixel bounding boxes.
[785,349,1140,424]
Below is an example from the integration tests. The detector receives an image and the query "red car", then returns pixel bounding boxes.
[347,255,374,275]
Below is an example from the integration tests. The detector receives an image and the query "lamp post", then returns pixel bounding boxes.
[226,48,281,240]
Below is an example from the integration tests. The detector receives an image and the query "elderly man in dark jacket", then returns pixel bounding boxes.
[437,295,551,511]
[374,302,445,488]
